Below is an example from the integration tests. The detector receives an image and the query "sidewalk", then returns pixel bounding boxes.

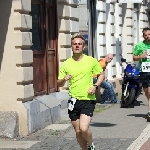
[140,137,150,150]
[127,124,150,150]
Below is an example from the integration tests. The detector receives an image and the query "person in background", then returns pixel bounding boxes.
[57,33,104,150]
[133,27,150,122]
[93,53,118,104]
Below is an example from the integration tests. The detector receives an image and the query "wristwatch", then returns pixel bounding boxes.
[93,84,98,89]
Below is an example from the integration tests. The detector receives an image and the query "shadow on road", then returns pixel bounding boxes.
[90,122,116,127]
[126,101,147,108]
[127,114,145,118]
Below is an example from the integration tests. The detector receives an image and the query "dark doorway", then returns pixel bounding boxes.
[30,0,58,96]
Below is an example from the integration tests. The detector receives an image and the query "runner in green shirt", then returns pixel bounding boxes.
[57,33,104,150]
[133,27,150,122]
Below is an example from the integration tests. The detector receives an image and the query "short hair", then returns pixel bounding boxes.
[142,27,150,36]
[71,33,85,44]
[106,53,113,57]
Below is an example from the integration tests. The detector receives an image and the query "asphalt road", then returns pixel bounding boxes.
[63,94,149,150]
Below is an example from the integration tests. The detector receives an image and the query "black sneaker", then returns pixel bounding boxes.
[145,113,148,119]
[147,112,150,122]
[100,101,110,104]
[111,100,120,104]
[88,144,95,150]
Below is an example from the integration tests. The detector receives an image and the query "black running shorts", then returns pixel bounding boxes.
[68,100,96,121]
[140,72,150,88]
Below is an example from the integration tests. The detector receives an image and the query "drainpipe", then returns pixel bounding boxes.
[87,0,97,58]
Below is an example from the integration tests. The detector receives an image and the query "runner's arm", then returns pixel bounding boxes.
[57,74,72,87]
[133,52,147,61]
[94,72,105,87]
[133,55,141,61]
[57,79,66,87]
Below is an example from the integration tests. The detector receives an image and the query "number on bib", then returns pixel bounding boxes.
[68,98,76,111]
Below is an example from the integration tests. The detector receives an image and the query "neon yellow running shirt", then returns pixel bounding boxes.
[58,55,103,100]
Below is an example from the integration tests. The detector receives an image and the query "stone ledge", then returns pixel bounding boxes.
[13,0,31,12]
[23,92,70,134]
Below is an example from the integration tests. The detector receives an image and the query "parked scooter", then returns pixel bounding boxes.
[121,58,142,108]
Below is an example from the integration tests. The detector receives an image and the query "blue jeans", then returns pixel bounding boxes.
[93,78,117,102]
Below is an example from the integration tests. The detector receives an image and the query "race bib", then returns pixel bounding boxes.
[142,62,150,72]
[68,98,76,111]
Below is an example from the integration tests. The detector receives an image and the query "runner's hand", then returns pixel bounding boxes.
[140,51,147,59]
[64,74,72,81]
[88,86,96,95]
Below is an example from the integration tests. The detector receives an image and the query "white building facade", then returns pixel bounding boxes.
[96,2,149,81]
[84,1,149,93]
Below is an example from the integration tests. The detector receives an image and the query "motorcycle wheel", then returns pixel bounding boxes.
[128,88,136,105]
[120,88,136,108]
[120,95,128,108]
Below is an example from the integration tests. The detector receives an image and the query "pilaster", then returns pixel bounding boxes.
[110,2,116,79]
[96,1,106,58]
[13,0,34,101]
[122,3,134,64]
[139,3,149,41]
[115,3,123,78]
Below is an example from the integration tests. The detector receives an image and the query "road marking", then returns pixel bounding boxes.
[127,124,150,150]
[0,141,40,149]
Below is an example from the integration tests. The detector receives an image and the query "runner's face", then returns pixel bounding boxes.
[143,30,150,41]
[71,38,84,54]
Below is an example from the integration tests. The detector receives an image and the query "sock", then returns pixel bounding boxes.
[88,142,94,147]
